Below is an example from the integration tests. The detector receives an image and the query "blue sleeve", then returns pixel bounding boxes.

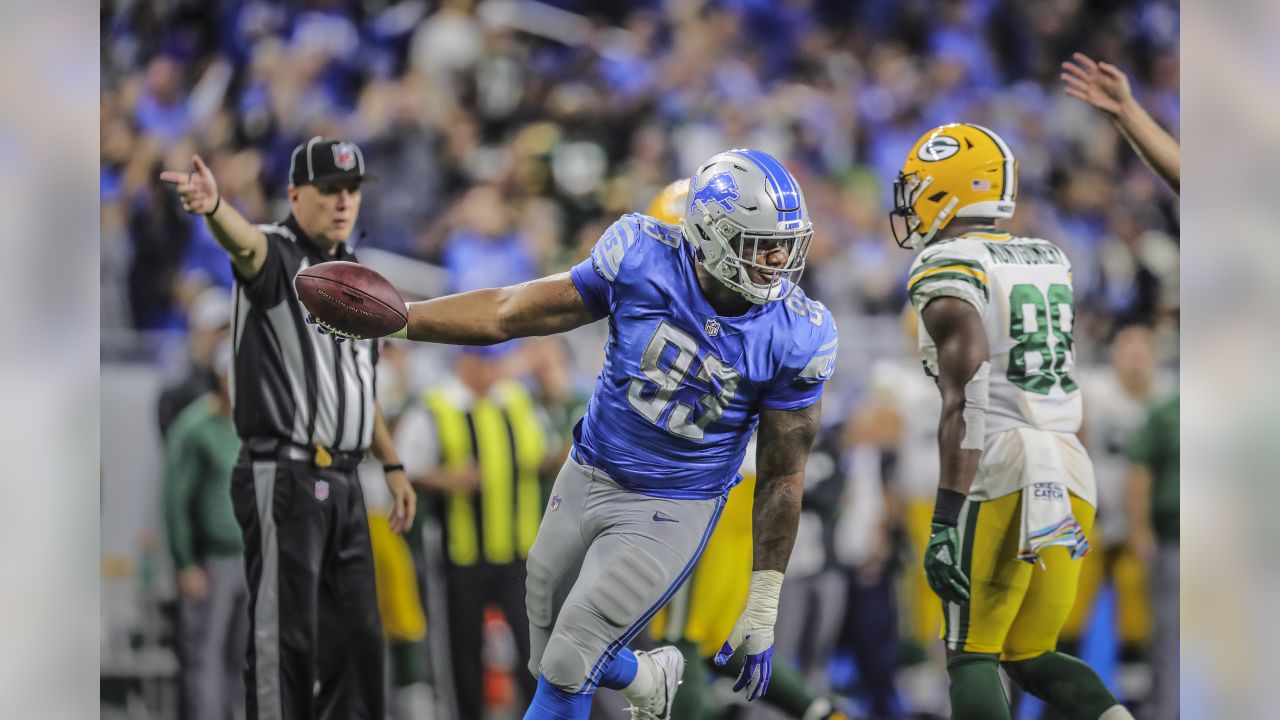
[568,216,646,320]
[569,255,611,320]
[761,303,838,410]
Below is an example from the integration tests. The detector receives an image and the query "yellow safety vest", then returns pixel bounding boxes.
[423,381,546,566]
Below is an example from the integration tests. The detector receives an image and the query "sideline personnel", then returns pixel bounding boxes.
[161,137,415,720]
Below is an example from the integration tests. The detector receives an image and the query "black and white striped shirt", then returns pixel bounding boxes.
[229,215,378,453]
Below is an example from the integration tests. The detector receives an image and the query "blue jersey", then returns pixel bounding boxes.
[569,213,838,499]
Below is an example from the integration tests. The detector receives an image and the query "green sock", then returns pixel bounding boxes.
[669,640,713,720]
[947,653,1011,720]
[390,639,428,687]
[1004,652,1119,720]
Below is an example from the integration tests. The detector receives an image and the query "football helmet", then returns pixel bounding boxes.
[646,178,690,225]
[683,149,813,304]
[890,123,1018,249]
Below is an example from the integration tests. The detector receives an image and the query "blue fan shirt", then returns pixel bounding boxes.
[568,213,838,499]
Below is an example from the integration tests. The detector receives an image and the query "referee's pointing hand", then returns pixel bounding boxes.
[160,154,220,216]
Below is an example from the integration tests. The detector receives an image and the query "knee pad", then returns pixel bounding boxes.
[586,547,663,627]
[540,635,590,693]
[526,553,554,628]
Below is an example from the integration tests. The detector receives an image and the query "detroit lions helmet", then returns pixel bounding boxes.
[683,149,813,304]
[891,123,1018,250]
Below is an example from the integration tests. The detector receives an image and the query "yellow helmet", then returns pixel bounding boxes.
[890,123,1017,249]
[646,178,690,225]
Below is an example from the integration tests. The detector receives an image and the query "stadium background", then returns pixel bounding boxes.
[99,0,1179,717]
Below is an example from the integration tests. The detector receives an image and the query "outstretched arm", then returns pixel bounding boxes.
[396,272,596,345]
[1061,52,1180,194]
[160,155,269,278]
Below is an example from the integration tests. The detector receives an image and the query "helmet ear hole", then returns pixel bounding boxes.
[927,191,948,203]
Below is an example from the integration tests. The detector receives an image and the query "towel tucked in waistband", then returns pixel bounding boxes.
[1017,482,1090,565]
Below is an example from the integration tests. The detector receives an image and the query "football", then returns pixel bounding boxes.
[294,261,408,339]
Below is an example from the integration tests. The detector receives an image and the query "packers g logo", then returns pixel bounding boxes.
[917,135,961,162]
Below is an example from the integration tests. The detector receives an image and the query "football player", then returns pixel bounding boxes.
[892,123,1134,720]
[370,150,838,719]
[644,179,849,720]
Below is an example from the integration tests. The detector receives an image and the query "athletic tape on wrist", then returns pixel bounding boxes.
[960,361,990,451]
[744,570,784,627]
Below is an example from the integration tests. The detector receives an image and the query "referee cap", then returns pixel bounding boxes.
[289,136,374,187]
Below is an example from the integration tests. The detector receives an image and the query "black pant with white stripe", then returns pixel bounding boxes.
[231,452,384,720]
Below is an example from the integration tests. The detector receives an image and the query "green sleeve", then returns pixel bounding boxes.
[163,418,201,571]
[1126,412,1155,467]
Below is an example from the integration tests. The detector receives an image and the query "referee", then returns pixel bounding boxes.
[161,138,415,720]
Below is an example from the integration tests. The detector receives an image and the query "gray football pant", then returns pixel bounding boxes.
[525,454,726,693]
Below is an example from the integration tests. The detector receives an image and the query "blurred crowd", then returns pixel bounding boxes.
[100,0,1180,718]
[101,0,1179,355]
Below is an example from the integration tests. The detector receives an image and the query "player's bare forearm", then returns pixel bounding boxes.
[922,298,989,497]
[752,401,821,572]
[1116,98,1180,194]
[403,272,595,345]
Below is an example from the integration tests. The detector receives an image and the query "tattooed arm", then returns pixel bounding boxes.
[714,398,823,701]
[752,399,823,571]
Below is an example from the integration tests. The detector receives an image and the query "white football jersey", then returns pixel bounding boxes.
[909,230,1093,502]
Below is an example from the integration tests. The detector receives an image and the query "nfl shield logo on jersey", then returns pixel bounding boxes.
[332,142,358,171]
[704,318,721,337]
[315,480,330,502]
[549,494,561,512]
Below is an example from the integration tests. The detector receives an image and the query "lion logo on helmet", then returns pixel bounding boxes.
[691,171,741,214]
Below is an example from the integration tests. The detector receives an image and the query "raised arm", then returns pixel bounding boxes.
[160,154,270,277]
[714,399,821,701]
[920,296,990,604]
[1061,53,1180,194]
[396,272,596,345]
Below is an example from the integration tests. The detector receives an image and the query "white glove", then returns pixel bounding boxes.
[715,570,782,701]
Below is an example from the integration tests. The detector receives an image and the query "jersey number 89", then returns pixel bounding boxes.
[627,322,740,440]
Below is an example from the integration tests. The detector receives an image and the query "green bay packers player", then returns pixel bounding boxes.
[891,123,1134,720]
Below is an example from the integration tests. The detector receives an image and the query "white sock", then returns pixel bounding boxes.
[1099,705,1135,720]
[620,651,659,703]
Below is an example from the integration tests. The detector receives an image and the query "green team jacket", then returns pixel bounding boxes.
[163,397,244,570]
